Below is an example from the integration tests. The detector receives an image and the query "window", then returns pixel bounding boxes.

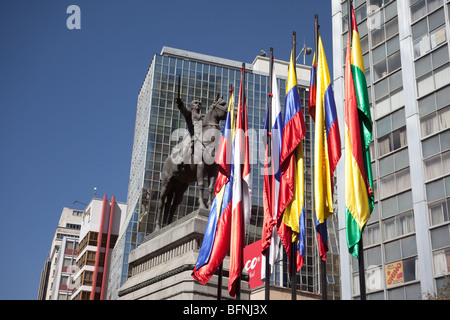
[428,175,450,276]
[411,0,444,23]
[372,36,401,81]
[378,148,409,177]
[66,223,81,230]
[383,211,415,241]
[385,235,418,263]
[426,176,450,203]
[431,225,450,251]
[417,63,450,97]
[380,190,413,219]
[364,223,381,246]
[370,4,399,49]
[352,245,384,295]
[420,105,450,137]
[432,248,450,276]
[423,150,450,180]
[419,85,450,137]
[429,198,450,226]
[422,130,450,180]
[412,6,446,58]
[379,168,411,200]
[377,108,407,156]
[374,71,403,119]
[415,44,450,97]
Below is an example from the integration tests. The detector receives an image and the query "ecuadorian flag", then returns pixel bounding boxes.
[345,5,374,259]
[313,34,341,261]
[278,50,306,271]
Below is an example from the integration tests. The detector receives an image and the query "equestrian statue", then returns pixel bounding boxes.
[154,89,228,230]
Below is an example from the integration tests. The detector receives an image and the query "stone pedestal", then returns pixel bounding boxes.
[118,209,250,300]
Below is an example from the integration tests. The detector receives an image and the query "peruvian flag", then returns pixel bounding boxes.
[229,66,252,298]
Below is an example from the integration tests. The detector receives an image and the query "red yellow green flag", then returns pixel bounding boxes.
[345,4,374,259]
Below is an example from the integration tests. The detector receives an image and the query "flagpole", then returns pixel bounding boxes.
[235,62,247,301]
[264,48,274,301]
[217,263,223,300]
[348,0,366,300]
[348,0,353,40]
[291,31,298,301]
[358,237,366,300]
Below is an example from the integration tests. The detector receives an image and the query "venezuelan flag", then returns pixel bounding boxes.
[191,89,235,284]
[278,49,306,271]
[313,34,341,261]
[345,5,374,259]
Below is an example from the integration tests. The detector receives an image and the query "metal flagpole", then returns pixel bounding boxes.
[291,31,297,301]
[235,62,247,301]
[264,47,274,301]
[217,263,223,300]
[358,237,366,300]
[347,0,366,300]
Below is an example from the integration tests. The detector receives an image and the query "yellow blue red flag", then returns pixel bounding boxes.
[312,34,341,261]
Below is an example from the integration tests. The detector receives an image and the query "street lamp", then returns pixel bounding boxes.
[73,200,87,206]
[296,43,313,65]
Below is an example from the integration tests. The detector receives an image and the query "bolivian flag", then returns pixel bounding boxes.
[345,5,374,259]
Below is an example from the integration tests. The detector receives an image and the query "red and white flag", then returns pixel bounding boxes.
[229,66,252,297]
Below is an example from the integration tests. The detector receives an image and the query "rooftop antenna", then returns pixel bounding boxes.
[94,187,97,198]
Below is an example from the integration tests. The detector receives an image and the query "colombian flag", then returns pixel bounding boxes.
[313,34,341,261]
[278,50,306,271]
[191,89,235,284]
[345,5,374,259]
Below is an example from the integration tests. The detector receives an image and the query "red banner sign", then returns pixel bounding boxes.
[243,240,264,289]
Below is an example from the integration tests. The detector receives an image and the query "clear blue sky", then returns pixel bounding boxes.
[0,0,333,300]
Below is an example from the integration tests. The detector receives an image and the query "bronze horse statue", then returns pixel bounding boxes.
[155,96,228,230]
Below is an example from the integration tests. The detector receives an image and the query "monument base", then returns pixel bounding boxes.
[117,209,250,300]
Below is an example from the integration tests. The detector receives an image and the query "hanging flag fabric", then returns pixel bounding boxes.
[229,68,252,297]
[278,50,306,271]
[345,5,374,259]
[313,34,341,261]
[309,54,317,120]
[283,144,306,270]
[261,63,283,281]
[191,89,235,284]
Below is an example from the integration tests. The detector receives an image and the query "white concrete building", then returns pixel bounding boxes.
[71,196,126,300]
[41,207,83,300]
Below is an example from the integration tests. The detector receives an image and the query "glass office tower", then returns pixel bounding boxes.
[332,0,450,299]
[108,47,341,299]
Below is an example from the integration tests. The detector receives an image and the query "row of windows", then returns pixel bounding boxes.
[412,5,447,59]
[418,85,450,137]
[339,0,450,299]
[351,235,419,297]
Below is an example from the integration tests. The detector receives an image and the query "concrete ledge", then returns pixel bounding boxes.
[118,209,249,300]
